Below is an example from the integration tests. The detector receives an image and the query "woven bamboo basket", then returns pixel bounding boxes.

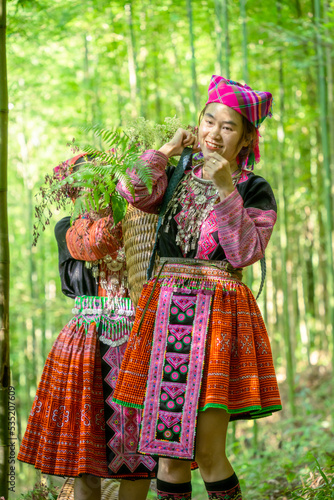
[57,477,120,500]
[122,205,159,308]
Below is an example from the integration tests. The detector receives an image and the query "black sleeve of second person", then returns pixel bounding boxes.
[54,217,98,299]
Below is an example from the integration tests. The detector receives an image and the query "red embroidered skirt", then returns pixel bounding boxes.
[18,296,157,478]
[17,316,109,477]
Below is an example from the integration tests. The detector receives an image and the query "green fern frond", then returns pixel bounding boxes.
[80,124,121,147]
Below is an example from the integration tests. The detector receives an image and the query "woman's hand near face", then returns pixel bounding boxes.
[159,128,197,158]
[203,152,236,201]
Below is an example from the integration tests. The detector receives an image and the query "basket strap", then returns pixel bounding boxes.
[256,256,266,300]
[147,147,193,279]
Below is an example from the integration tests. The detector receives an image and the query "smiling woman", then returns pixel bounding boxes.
[199,104,245,158]
[112,75,281,500]
[198,103,258,171]
[197,104,249,201]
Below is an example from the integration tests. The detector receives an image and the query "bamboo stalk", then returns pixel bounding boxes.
[222,0,230,78]
[276,1,296,417]
[186,0,199,122]
[297,245,311,365]
[170,34,187,116]
[314,0,334,373]
[152,40,162,123]
[239,0,248,83]
[214,0,223,75]
[28,187,37,386]
[214,0,231,80]
[84,34,90,126]
[0,0,10,496]
[323,0,334,212]
[110,9,125,126]
[125,1,143,118]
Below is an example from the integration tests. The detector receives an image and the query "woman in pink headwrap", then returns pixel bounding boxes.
[113,76,282,500]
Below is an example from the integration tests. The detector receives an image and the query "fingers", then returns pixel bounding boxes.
[207,155,222,170]
[175,128,196,146]
[182,130,197,148]
[183,136,196,147]
[192,143,201,153]
[204,154,231,180]
[207,152,224,163]
[162,128,197,157]
[170,129,191,146]
[206,153,231,171]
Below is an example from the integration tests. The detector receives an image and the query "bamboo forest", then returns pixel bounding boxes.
[1,0,334,498]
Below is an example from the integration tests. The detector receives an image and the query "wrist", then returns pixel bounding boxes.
[158,143,177,158]
[217,185,235,201]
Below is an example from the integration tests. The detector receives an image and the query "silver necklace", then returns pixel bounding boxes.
[163,164,242,254]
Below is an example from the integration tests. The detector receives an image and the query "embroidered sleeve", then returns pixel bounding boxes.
[66,216,122,262]
[117,149,168,214]
[214,178,277,267]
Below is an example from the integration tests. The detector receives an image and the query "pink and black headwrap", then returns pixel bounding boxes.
[203,75,273,169]
[206,75,273,128]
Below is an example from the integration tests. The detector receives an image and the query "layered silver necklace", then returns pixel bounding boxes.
[163,164,242,255]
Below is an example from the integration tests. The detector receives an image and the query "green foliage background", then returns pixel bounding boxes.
[6,0,334,498]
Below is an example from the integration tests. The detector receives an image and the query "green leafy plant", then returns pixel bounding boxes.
[124,115,184,152]
[19,481,59,500]
[33,117,187,245]
[33,126,153,245]
[290,456,334,499]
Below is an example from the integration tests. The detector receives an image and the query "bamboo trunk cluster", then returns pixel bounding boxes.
[0,0,10,496]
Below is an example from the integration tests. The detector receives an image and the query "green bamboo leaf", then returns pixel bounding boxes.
[71,181,93,189]
[93,189,100,209]
[103,190,111,205]
[84,196,91,213]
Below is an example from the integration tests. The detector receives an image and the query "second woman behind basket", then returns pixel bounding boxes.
[18,154,157,500]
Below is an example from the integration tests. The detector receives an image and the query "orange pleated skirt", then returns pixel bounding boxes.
[113,263,282,420]
[17,318,109,477]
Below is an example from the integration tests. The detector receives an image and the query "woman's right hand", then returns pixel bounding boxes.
[158,128,197,158]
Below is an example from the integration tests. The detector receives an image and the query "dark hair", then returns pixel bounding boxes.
[198,104,257,164]
[198,105,207,127]
[237,115,257,165]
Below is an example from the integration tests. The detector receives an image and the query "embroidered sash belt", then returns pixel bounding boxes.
[158,257,243,281]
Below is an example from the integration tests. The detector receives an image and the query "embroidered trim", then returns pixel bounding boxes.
[198,403,282,415]
[70,295,135,343]
[139,290,212,459]
[102,342,157,474]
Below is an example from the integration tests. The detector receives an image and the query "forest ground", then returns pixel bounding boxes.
[183,364,334,500]
[15,363,333,500]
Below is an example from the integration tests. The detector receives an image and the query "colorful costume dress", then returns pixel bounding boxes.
[18,214,157,478]
[113,149,282,460]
